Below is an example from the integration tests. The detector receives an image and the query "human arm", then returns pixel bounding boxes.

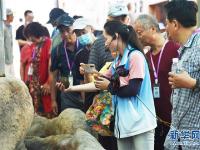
[16,26,32,47]
[80,80,85,100]
[94,76,143,97]
[20,45,29,81]
[17,39,32,47]
[41,39,52,95]
[50,70,58,115]
[47,42,58,115]
[20,62,25,81]
[64,82,99,92]
[95,51,145,97]
[108,78,142,97]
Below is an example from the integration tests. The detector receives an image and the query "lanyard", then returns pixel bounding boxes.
[32,37,46,60]
[64,40,76,73]
[150,41,167,84]
[32,48,36,60]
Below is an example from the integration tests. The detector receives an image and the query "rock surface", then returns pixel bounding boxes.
[0,77,34,150]
[66,129,104,150]
[24,109,103,149]
[24,129,104,150]
[27,108,88,137]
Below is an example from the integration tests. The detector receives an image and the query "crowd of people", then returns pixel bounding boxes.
[3,0,200,150]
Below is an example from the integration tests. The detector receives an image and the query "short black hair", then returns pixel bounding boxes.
[24,22,49,38]
[165,0,198,27]
[112,15,128,23]
[24,10,32,17]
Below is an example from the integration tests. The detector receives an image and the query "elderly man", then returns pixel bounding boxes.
[164,0,200,150]
[133,14,179,150]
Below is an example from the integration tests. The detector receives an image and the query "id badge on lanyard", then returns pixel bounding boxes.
[153,79,160,98]
[28,64,33,75]
[150,41,167,99]
[68,71,73,86]
[28,47,37,76]
[64,42,74,86]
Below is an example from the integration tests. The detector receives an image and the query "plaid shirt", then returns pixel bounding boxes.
[165,33,200,150]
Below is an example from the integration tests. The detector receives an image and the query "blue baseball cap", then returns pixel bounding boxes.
[56,13,74,28]
[47,8,66,24]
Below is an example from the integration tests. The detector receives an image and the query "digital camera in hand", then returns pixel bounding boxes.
[60,76,70,88]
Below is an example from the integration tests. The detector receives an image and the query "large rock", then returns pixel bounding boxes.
[0,77,34,150]
[27,108,89,137]
[24,134,73,150]
[25,109,103,149]
[66,129,104,150]
[24,129,104,150]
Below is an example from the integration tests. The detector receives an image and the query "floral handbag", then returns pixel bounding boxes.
[86,91,114,136]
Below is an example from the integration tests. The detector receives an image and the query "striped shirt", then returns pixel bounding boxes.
[88,35,113,71]
[165,33,200,150]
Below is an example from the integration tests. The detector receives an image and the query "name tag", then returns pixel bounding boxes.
[28,64,33,75]
[153,83,160,99]
[68,72,73,86]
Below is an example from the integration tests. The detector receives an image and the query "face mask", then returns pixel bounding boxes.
[78,33,93,46]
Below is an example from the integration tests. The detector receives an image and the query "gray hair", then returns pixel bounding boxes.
[134,14,160,32]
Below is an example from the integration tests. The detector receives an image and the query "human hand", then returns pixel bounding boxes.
[79,63,85,75]
[168,71,196,89]
[56,82,65,91]
[27,41,32,46]
[51,100,58,115]
[94,76,110,90]
[64,86,72,92]
[41,83,50,95]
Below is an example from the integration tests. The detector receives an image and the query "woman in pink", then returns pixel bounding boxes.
[24,22,57,118]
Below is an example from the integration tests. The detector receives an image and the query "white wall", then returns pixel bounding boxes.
[58,0,112,30]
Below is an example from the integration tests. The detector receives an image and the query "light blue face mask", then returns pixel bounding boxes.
[78,33,93,46]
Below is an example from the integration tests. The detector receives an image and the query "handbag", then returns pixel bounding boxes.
[86,91,115,136]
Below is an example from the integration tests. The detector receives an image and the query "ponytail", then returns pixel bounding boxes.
[127,25,143,53]
[104,20,144,55]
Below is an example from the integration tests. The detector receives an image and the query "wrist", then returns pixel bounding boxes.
[193,78,200,89]
[190,78,197,89]
[106,83,110,90]
[107,83,116,95]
